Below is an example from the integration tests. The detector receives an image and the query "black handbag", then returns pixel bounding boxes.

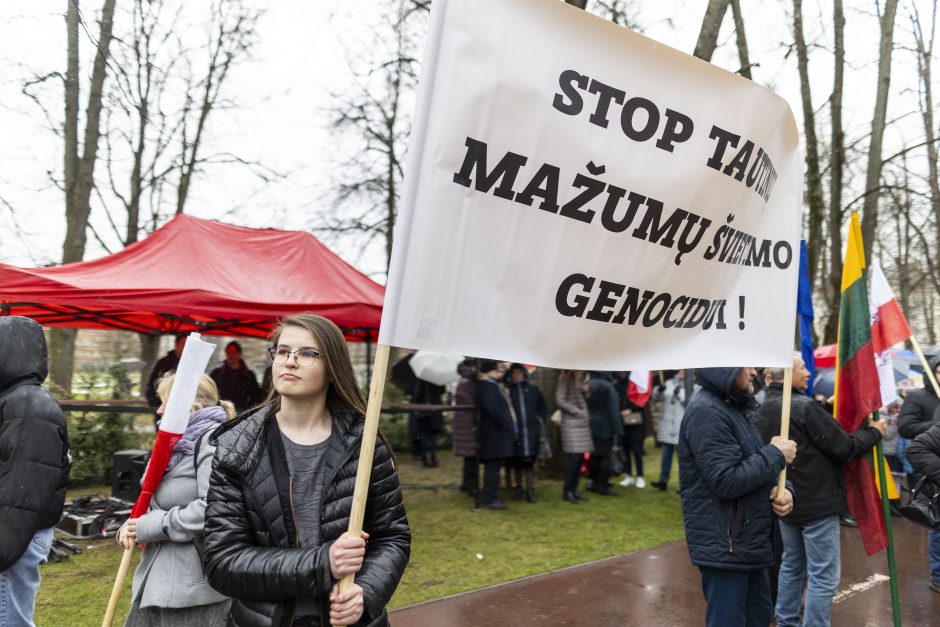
[899,476,940,531]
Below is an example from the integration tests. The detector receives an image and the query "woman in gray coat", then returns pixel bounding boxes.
[118,373,235,626]
[556,370,592,504]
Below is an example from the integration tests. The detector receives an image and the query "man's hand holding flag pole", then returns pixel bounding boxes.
[102,333,216,627]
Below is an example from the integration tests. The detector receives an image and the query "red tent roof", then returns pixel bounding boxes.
[0,214,384,339]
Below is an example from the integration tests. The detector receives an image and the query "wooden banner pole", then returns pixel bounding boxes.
[335,343,391,626]
[775,367,794,501]
[102,545,133,627]
[909,336,939,393]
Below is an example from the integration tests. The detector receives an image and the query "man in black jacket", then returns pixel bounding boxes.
[679,366,796,627]
[756,356,884,627]
[906,423,940,594]
[209,340,262,413]
[0,317,70,626]
[898,355,940,440]
[144,334,186,427]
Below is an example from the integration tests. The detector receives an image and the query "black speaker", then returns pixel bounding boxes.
[111,449,148,503]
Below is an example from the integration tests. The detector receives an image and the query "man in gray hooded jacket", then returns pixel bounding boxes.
[0,317,70,626]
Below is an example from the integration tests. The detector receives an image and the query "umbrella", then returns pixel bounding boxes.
[813,366,913,400]
[408,351,464,386]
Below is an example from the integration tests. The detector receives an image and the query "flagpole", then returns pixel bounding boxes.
[909,336,939,393]
[335,343,391,627]
[872,410,902,626]
[775,368,793,499]
[102,546,133,627]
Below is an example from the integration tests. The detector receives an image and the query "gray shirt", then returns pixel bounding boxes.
[280,431,333,549]
[281,431,334,618]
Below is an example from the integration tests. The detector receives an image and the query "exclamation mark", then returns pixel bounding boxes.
[738,296,745,330]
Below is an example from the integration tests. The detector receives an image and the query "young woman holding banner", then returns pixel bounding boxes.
[117,373,234,626]
[203,314,410,627]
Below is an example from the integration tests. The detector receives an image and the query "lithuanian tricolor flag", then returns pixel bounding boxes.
[834,212,887,555]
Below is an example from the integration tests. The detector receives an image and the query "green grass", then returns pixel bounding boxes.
[36,440,685,625]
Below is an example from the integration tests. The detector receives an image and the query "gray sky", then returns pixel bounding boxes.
[0,0,924,277]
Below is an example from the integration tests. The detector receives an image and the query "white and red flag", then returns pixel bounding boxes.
[129,333,216,518]
[869,261,912,407]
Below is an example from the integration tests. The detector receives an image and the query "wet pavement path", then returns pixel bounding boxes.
[391,517,938,626]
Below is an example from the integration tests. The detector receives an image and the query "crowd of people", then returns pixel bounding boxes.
[439,361,683,509]
[4,316,940,626]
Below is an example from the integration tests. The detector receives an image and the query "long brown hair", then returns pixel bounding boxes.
[262,314,367,416]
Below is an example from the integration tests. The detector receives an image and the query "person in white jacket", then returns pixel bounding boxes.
[651,371,691,492]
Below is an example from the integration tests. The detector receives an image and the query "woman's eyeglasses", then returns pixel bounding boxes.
[268,347,321,368]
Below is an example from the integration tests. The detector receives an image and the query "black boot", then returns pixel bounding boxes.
[573,491,589,502]
[650,480,667,492]
[525,488,537,503]
[563,491,580,504]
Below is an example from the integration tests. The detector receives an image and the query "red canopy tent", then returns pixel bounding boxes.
[0,214,384,340]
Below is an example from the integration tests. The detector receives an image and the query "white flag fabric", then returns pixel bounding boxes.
[159,333,216,434]
[629,370,651,394]
[869,261,912,408]
[380,0,801,370]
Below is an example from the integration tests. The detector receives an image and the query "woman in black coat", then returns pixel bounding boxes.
[504,363,546,503]
[203,314,410,626]
[906,423,940,594]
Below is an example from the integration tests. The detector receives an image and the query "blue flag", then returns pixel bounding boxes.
[798,240,815,395]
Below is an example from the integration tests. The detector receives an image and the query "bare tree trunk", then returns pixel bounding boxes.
[913,2,940,289]
[51,0,117,394]
[860,0,899,261]
[823,0,845,344]
[693,0,731,61]
[793,0,826,292]
[729,0,753,78]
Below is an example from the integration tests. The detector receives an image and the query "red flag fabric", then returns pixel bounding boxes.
[130,430,182,518]
[628,371,652,407]
[835,214,887,555]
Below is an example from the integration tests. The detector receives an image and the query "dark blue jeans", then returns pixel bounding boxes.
[564,453,582,493]
[699,566,773,627]
[658,443,676,483]
[481,459,502,504]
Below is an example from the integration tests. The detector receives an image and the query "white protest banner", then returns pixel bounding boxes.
[380,0,801,370]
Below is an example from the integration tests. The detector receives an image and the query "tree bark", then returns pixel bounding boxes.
[823,0,846,344]
[792,0,826,300]
[860,0,899,262]
[51,0,117,394]
[729,0,752,78]
[693,0,731,61]
[913,2,940,290]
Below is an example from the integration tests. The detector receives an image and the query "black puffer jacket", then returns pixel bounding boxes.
[898,356,940,439]
[204,407,410,627]
[678,367,786,570]
[0,317,70,571]
[907,423,940,487]
[755,383,881,523]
